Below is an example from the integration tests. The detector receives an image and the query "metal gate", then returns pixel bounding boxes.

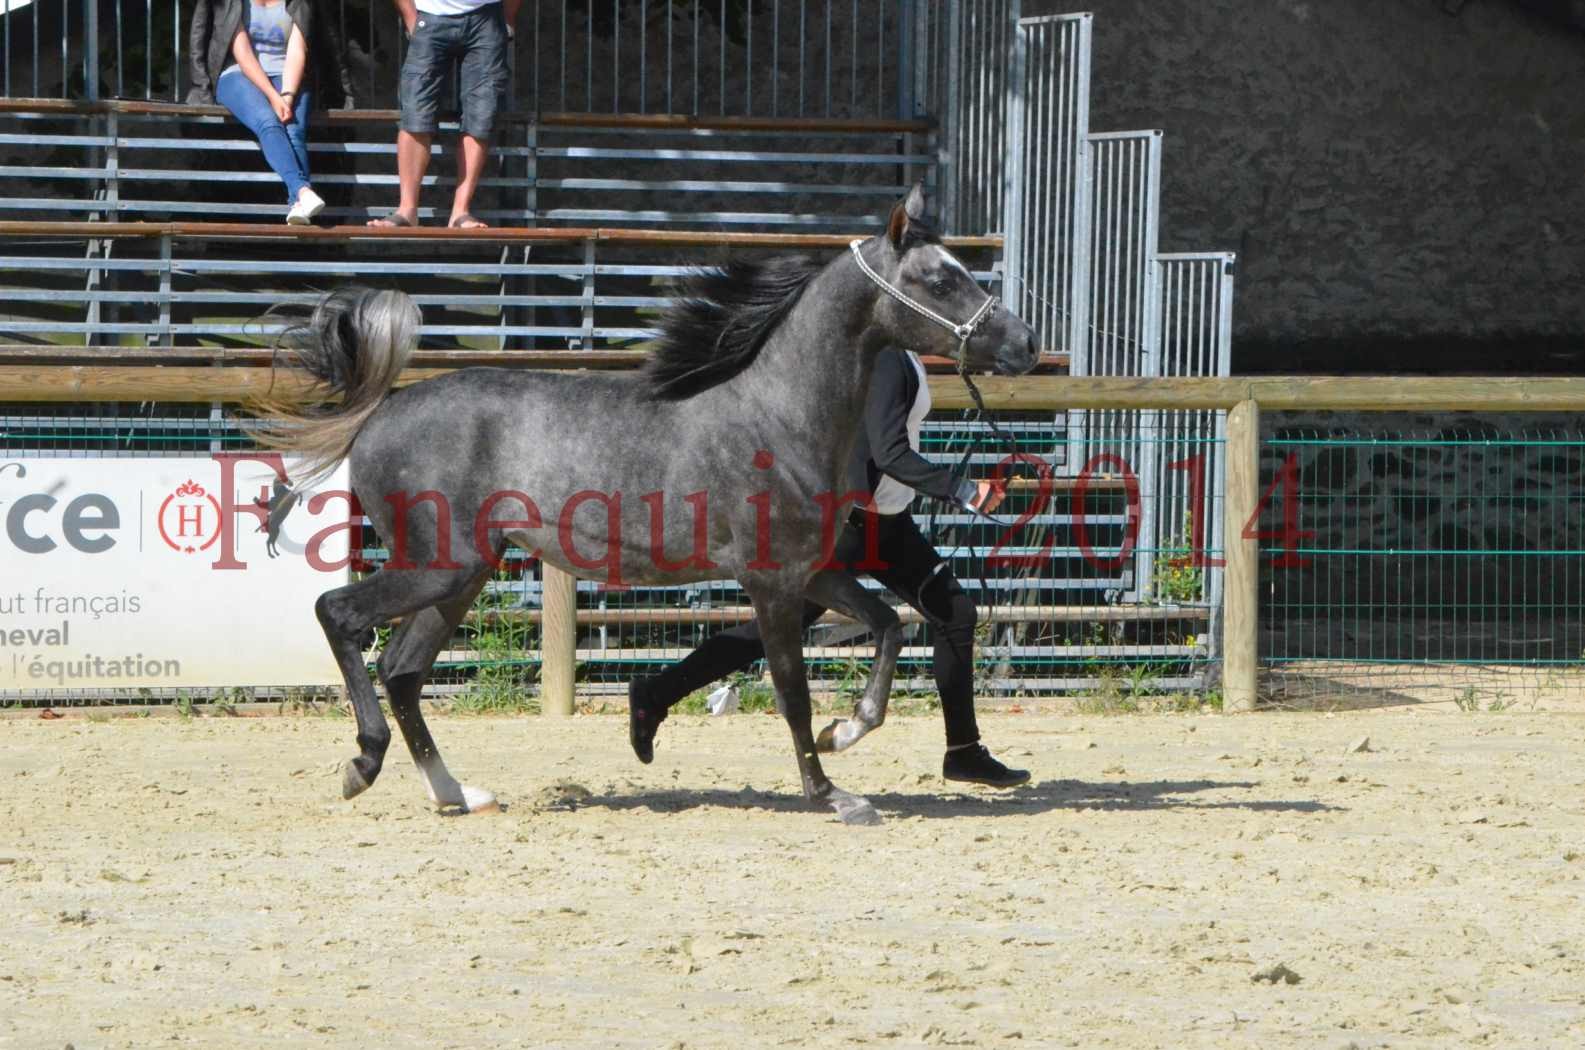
[924,5,1235,689]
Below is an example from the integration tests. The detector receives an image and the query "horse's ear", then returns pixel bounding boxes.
[886,183,928,248]
[886,200,910,248]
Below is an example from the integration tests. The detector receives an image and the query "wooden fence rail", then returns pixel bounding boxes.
[7,372,1585,712]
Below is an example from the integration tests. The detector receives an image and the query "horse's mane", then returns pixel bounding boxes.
[643,254,827,401]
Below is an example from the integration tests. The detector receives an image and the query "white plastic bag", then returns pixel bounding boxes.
[705,684,740,716]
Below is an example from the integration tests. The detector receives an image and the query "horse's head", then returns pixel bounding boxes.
[854,185,1039,376]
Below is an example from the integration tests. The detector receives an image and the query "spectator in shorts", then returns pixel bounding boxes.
[188,0,348,225]
[367,0,518,229]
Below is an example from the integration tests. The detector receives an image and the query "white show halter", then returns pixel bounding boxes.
[848,238,1001,349]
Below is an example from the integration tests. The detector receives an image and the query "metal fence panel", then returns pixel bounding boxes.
[926,0,1020,237]
[1261,423,1585,710]
[1151,253,1234,626]
[1002,12,1089,358]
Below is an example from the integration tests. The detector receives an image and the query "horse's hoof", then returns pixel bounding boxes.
[341,761,370,800]
[436,784,500,815]
[628,679,662,765]
[815,718,844,753]
[825,789,883,827]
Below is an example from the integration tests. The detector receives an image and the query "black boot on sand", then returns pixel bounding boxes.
[943,743,1030,788]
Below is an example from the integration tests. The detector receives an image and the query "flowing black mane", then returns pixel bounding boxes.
[644,254,826,400]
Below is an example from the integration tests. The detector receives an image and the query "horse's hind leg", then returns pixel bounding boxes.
[750,588,882,827]
[316,568,482,802]
[804,572,903,755]
[377,568,496,813]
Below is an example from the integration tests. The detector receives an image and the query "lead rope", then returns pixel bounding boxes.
[946,349,1027,678]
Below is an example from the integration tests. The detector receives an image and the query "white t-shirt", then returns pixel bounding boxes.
[870,351,933,515]
[416,0,498,15]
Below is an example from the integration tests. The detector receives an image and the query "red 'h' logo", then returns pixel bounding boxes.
[157,479,223,554]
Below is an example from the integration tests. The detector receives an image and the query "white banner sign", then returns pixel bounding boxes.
[1,456,352,690]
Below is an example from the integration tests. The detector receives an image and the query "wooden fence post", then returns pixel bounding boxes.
[1223,398,1261,712]
[540,564,577,716]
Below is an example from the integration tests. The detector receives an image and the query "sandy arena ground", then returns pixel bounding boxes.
[4,707,1585,1049]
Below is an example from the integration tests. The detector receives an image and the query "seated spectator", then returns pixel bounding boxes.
[187,0,341,224]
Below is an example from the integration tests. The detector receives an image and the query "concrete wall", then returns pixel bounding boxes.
[1027,0,1585,371]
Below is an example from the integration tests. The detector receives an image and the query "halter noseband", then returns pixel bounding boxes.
[848,239,1001,354]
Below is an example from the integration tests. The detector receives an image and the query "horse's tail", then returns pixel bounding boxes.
[246,287,419,484]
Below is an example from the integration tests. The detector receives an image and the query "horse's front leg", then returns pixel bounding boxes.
[804,571,902,754]
[748,588,883,827]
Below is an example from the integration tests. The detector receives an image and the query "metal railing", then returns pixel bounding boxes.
[1,0,918,117]
[0,104,933,226]
[0,226,997,348]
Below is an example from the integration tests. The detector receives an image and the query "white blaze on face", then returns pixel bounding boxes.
[933,245,977,283]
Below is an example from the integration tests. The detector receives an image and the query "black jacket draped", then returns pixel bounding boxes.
[847,349,978,510]
[186,0,355,107]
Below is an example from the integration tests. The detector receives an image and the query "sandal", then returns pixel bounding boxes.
[366,212,416,228]
[448,213,489,230]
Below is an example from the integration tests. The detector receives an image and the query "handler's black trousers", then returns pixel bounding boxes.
[643,509,982,748]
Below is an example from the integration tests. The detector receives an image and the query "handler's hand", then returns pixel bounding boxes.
[973,478,1007,514]
[271,93,293,123]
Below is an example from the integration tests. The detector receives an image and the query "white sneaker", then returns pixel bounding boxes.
[286,187,326,226]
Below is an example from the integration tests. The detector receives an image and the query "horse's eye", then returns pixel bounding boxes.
[930,279,953,296]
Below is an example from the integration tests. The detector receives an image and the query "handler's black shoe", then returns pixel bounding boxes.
[943,744,1030,788]
[628,678,666,765]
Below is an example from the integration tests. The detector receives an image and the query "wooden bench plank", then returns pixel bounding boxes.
[0,219,1003,250]
[0,97,933,134]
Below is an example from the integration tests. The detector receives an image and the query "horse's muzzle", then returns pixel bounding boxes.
[993,324,1041,376]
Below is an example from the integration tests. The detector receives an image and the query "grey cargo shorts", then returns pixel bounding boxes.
[399,3,509,140]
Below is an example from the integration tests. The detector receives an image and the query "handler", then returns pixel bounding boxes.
[628,347,1031,788]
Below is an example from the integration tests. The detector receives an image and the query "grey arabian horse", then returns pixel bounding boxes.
[253,187,1038,826]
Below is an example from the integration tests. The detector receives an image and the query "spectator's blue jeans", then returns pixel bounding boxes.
[215,71,312,203]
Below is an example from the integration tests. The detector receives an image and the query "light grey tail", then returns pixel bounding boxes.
[246,287,420,484]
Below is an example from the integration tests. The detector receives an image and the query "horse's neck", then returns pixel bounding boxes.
[745,260,880,435]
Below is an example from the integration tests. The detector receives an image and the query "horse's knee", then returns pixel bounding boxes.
[314,591,355,637]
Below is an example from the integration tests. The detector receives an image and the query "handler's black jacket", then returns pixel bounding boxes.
[846,349,978,510]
